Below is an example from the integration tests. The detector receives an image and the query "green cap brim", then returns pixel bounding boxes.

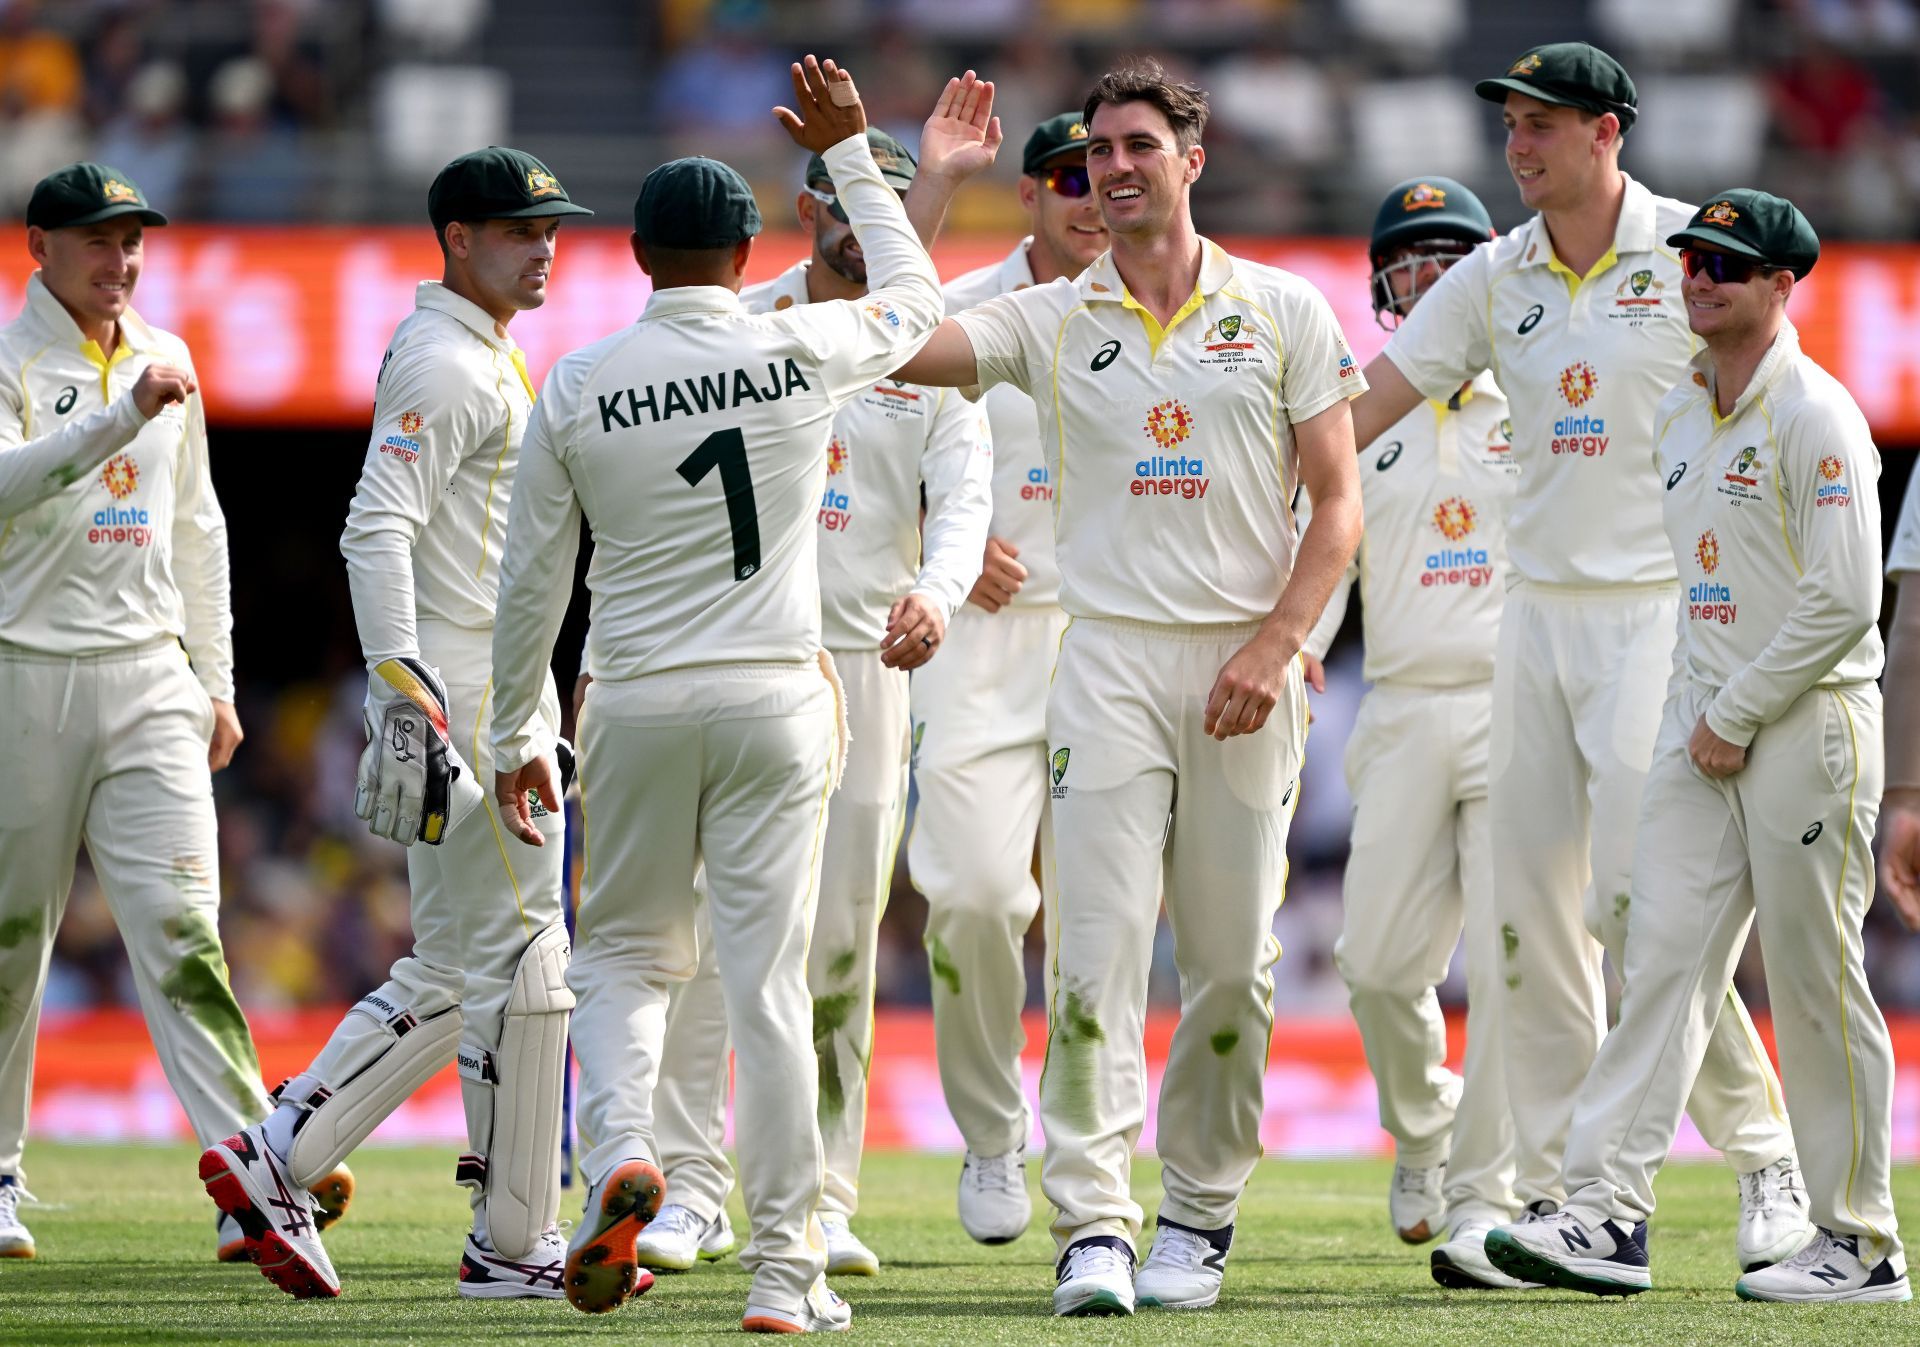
[1474,77,1594,112]
[1025,142,1087,172]
[55,202,168,228]
[1663,229,1771,263]
[482,200,595,221]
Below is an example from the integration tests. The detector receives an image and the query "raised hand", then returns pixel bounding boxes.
[918,71,1002,183]
[132,363,196,419]
[774,55,867,155]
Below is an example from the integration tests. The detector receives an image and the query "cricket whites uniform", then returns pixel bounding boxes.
[1892,462,1920,577]
[489,134,944,1316]
[0,275,271,1184]
[648,258,991,1226]
[271,281,567,1255]
[1384,177,1792,1205]
[952,241,1361,1253]
[1557,324,1899,1256]
[910,239,1069,1158]
[1302,374,1518,1226]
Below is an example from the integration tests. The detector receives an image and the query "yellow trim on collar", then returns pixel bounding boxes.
[1121,282,1209,357]
[1545,245,1619,299]
[78,335,137,403]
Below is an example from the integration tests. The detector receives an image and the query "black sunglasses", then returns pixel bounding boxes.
[1680,249,1777,285]
[1040,165,1091,199]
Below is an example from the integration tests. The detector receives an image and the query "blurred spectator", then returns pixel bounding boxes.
[202,56,312,220]
[1768,37,1885,154]
[375,0,492,56]
[654,25,791,133]
[82,6,144,130]
[250,0,331,129]
[1791,0,1920,46]
[92,61,191,214]
[1207,38,1337,167]
[0,0,83,213]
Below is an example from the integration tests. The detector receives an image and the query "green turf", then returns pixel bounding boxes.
[0,1145,1914,1344]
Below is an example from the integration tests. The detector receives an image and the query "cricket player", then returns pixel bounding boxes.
[906,111,1106,1245]
[1486,190,1908,1303]
[1298,176,1523,1288]
[1877,469,1920,932]
[0,163,348,1265]
[489,59,969,1332]
[898,60,1366,1316]
[199,148,591,1300]
[1346,42,1809,1271]
[635,122,993,1280]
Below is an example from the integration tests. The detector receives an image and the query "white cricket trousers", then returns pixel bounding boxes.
[1334,680,1516,1225]
[0,638,270,1183]
[570,660,839,1315]
[1490,583,1791,1207]
[290,622,564,1182]
[908,602,1068,1156]
[1562,679,1899,1256]
[1041,617,1304,1254]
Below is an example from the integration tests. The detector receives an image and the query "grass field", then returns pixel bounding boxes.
[0,1145,1915,1344]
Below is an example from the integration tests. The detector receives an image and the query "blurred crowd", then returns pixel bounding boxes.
[9,0,1920,236]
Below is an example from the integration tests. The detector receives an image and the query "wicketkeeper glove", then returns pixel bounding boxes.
[354,657,486,845]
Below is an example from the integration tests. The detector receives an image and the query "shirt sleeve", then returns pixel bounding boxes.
[338,344,491,665]
[168,367,235,701]
[1707,398,1884,744]
[0,370,149,520]
[1382,244,1494,402]
[1279,279,1368,423]
[950,288,1043,397]
[911,389,994,622]
[786,134,945,407]
[491,374,581,772]
[1889,460,1920,577]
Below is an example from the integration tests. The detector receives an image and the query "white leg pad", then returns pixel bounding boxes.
[282,992,462,1187]
[456,922,574,1260]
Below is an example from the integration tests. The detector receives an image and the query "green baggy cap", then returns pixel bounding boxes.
[1022,112,1092,174]
[634,156,764,249]
[27,163,167,229]
[1475,42,1638,130]
[1666,188,1820,279]
[428,147,594,231]
[804,128,917,193]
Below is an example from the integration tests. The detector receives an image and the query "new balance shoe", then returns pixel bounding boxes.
[563,1158,664,1314]
[1135,1217,1230,1309]
[957,1148,1030,1245]
[0,1176,34,1259]
[1430,1217,1540,1290]
[1390,1161,1446,1244]
[819,1212,879,1277]
[1484,1210,1650,1296]
[1053,1236,1136,1317]
[1735,1154,1814,1271]
[199,1126,340,1298]
[742,1275,853,1333]
[459,1225,569,1299]
[1735,1228,1912,1303]
[633,1203,735,1271]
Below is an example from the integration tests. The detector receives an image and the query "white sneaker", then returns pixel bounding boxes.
[1390,1161,1446,1243]
[633,1203,735,1271]
[1736,1227,1912,1303]
[199,1126,340,1298]
[1134,1219,1230,1309]
[743,1275,852,1332]
[957,1149,1031,1245]
[217,1163,353,1262]
[819,1212,879,1277]
[563,1157,664,1314]
[459,1225,568,1298]
[1736,1154,1815,1270]
[1429,1217,1539,1290]
[0,1176,35,1259]
[1484,1209,1650,1296]
[1053,1237,1136,1317]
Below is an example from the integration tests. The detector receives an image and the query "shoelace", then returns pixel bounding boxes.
[0,1183,36,1223]
[967,1153,1023,1193]
[1779,1229,1844,1273]
[1395,1164,1442,1195]
[1064,1243,1131,1281]
[1145,1226,1212,1269]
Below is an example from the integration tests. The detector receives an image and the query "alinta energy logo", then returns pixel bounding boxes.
[1135,399,1208,500]
[1817,453,1852,508]
[1423,496,1491,588]
[1553,360,1607,457]
[90,453,151,548]
[101,453,139,499]
[820,436,851,532]
[827,436,849,476]
[1690,529,1735,624]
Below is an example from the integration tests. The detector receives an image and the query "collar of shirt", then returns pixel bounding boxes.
[1690,320,1803,425]
[642,284,747,321]
[1515,173,1659,291]
[24,271,160,400]
[738,259,813,315]
[998,238,1038,292]
[1075,237,1235,352]
[415,280,517,353]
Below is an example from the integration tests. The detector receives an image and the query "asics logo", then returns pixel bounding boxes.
[1091,340,1121,372]
[1375,441,1403,471]
[1667,462,1687,490]
[55,385,77,415]
[1517,304,1544,335]
[1802,822,1824,845]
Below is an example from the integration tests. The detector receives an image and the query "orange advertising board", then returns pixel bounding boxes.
[6,228,1920,437]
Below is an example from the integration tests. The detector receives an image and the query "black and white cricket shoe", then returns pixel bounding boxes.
[1135,1217,1231,1309]
[1053,1236,1136,1316]
[199,1124,340,1298]
[1484,1209,1650,1296]
[459,1225,569,1299]
[1735,1227,1912,1303]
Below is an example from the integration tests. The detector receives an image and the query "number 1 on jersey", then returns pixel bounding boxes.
[676,427,762,581]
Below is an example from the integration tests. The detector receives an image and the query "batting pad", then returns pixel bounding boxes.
[456,921,574,1260]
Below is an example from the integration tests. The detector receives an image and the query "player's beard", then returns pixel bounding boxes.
[819,228,867,287]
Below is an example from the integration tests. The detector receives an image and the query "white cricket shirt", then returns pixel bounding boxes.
[1305,372,1516,685]
[0,273,233,699]
[741,260,990,651]
[1889,456,1920,577]
[943,240,1061,610]
[1655,323,1883,745]
[952,240,1365,626]
[1385,175,1697,589]
[490,133,944,770]
[339,282,538,664]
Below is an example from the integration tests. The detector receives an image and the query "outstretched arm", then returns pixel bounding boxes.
[903,71,1003,245]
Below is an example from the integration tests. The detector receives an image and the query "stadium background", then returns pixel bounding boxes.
[9,0,1920,1159]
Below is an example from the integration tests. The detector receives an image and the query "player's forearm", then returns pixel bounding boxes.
[1708,577,1879,745]
[489,435,579,771]
[1265,485,1362,654]
[902,167,963,250]
[1302,569,1353,664]
[0,395,147,520]
[1350,354,1423,452]
[1888,579,1920,792]
[341,526,422,665]
[174,514,236,701]
[828,134,943,340]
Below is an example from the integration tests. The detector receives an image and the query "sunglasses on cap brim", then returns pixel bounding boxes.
[1038,165,1091,199]
[804,182,909,224]
[1679,248,1781,284]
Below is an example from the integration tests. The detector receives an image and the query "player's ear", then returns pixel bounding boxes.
[25,225,47,267]
[1017,175,1038,214]
[630,232,650,275]
[1186,144,1205,183]
[732,237,754,280]
[796,191,815,229]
